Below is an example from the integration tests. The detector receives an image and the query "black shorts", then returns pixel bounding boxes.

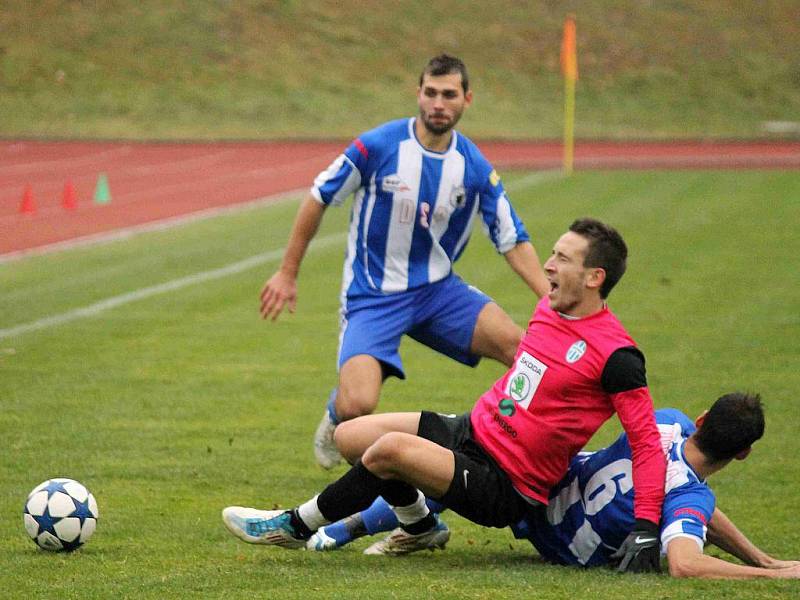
[417,411,539,528]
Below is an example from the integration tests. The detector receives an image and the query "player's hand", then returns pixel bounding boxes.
[260,270,297,321]
[770,564,800,579]
[762,557,800,570]
[610,519,661,573]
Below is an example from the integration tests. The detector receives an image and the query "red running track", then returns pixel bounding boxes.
[1,139,799,257]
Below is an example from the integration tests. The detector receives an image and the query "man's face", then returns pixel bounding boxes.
[417,72,472,136]
[543,231,597,314]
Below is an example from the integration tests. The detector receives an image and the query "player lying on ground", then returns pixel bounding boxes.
[258,54,550,469]
[305,393,800,579]
[224,218,667,573]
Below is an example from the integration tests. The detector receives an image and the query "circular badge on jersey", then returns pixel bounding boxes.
[566,340,587,364]
[509,373,531,402]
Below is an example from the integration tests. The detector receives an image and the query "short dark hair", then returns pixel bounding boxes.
[694,392,765,462]
[420,54,469,93]
[568,218,628,298]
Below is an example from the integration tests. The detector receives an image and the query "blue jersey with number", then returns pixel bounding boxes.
[311,118,529,296]
[512,408,714,567]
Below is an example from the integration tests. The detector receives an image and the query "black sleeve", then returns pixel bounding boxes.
[601,346,647,394]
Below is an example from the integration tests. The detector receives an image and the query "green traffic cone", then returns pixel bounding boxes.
[94,173,111,205]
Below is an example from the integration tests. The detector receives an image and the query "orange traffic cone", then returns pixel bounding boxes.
[19,184,36,214]
[62,180,78,210]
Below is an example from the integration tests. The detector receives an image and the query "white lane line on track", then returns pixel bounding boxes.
[0,233,347,340]
[0,187,307,264]
[0,146,134,175]
[0,151,326,223]
[0,170,557,340]
[0,169,560,264]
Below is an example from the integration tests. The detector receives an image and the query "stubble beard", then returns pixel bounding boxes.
[420,109,462,136]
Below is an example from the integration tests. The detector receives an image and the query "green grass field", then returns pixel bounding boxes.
[1,170,799,598]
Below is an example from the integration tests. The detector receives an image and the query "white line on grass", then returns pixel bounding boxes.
[0,233,346,340]
[505,169,563,190]
[0,170,558,340]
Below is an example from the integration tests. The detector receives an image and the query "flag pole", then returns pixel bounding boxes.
[564,76,576,176]
[561,14,578,175]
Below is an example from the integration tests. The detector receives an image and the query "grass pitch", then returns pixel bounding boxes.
[1,170,799,598]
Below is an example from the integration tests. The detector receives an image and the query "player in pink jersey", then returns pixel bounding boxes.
[223,218,666,573]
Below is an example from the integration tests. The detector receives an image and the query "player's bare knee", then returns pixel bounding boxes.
[336,384,379,421]
[333,420,361,463]
[361,432,407,477]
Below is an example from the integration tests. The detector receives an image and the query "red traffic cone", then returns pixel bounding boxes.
[62,180,78,210]
[19,184,36,214]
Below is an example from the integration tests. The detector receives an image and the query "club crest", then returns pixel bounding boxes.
[566,340,587,364]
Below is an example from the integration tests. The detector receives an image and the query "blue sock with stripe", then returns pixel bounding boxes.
[326,388,339,425]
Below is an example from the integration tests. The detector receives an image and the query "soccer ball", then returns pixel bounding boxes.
[23,478,99,552]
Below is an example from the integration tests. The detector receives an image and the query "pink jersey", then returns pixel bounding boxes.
[470,298,666,524]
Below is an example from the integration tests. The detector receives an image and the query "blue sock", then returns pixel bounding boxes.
[318,497,449,548]
[362,497,398,534]
[361,497,447,535]
[318,519,353,547]
[326,388,339,425]
[426,499,445,514]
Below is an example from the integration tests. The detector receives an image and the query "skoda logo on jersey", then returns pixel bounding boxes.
[566,340,587,364]
[509,373,531,402]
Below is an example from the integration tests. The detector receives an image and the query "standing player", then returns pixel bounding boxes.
[306,394,800,580]
[225,218,667,573]
[259,54,549,469]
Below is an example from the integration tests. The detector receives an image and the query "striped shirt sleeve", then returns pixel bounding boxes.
[476,168,530,253]
[311,139,368,206]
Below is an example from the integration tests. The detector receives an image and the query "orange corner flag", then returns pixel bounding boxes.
[561,14,578,175]
[561,14,578,81]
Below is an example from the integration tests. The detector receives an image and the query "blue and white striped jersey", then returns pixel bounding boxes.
[312,118,529,296]
[513,408,715,567]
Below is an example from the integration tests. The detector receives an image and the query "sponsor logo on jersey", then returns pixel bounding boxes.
[381,174,410,193]
[673,507,707,524]
[509,374,531,402]
[492,411,518,438]
[507,351,547,410]
[498,397,516,417]
[489,169,501,187]
[566,340,587,364]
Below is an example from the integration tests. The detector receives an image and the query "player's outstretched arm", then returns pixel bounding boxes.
[667,537,800,579]
[502,241,550,298]
[706,507,800,570]
[260,196,326,321]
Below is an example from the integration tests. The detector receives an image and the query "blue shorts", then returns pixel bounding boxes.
[337,275,492,379]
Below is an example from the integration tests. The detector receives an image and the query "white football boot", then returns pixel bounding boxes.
[363,517,450,556]
[305,526,340,551]
[313,409,342,469]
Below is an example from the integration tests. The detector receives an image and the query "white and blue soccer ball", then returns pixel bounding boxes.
[23,478,99,552]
